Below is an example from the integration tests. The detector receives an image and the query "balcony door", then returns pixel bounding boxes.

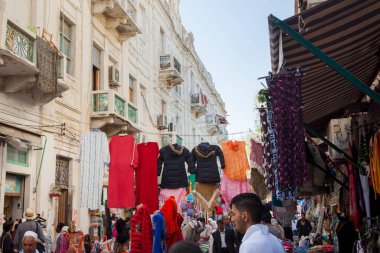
[92,46,101,91]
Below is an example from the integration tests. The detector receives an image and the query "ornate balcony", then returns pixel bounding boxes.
[92,0,141,41]
[190,93,207,118]
[159,54,183,88]
[205,114,220,136]
[0,22,69,104]
[91,89,128,129]
[128,102,138,124]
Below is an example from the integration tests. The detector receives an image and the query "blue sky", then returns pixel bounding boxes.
[180,1,294,137]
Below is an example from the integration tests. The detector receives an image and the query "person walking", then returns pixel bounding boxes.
[54,226,69,253]
[14,209,46,251]
[1,220,14,253]
[230,193,284,253]
[296,213,312,238]
[20,231,39,253]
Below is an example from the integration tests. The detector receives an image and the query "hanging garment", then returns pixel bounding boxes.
[160,196,182,251]
[152,212,166,253]
[193,183,219,210]
[108,135,138,208]
[157,144,193,189]
[348,163,360,230]
[267,73,308,189]
[136,142,160,214]
[250,139,264,173]
[159,188,186,205]
[360,165,371,217]
[369,130,380,196]
[220,170,252,207]
[221,140,249,181]
[36,37,59,93]
[130,205,153,253]
[259,108,274,190]
[191,142,225,183]
[78,130,109,210]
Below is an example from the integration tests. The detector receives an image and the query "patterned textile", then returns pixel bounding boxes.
[130,205,153,253]
[250,139,264,173]
[220,171,251,207]
[78,130,109,210]
[267,73,307,189]
[36,37,58,93]
[259,108,274,190]
[193,183,219,209]
[221,140,249,181]
[159,188,186,205]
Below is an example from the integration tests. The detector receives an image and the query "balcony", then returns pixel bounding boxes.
[191,93,207,118]
[128,102,138,124]
[205,114,220,136]
[161,133,183,146]
[217,126,228,143]
[0,22,69,104]
[159,54,183,88]
[91,89,128,129]
[92,0,141,41]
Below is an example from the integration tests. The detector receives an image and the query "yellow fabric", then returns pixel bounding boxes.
[221,140,249,180]
[369,131,380,197]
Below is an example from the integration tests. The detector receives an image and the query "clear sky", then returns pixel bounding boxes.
[180,1,294,137]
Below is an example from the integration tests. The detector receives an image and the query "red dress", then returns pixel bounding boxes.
[108,135,138,208]
[136,142,159,213]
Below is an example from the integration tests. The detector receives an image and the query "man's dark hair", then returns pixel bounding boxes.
[217,220,223,225]
[231,193,264,224]
[169,241,202,253]
[56,222,65,233]
[198,217,205,223]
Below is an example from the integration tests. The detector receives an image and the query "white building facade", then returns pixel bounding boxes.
[0,0,227,235]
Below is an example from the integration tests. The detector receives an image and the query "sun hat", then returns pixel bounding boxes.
[24,208,37,221]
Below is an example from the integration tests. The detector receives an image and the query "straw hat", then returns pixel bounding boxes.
[24,208,37,221]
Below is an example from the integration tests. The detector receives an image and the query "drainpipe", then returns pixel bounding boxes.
[35,135,47,210]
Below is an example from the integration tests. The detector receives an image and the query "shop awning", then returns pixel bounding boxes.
[269,0,380,131]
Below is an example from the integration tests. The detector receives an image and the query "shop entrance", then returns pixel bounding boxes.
[3,173,25,221]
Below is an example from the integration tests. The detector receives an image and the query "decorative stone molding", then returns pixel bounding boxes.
[92,0,114,15]
[105,18,126,29]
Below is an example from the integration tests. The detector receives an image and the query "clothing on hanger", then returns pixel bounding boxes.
[221,140,249,181]
[152,212,166,253]
[78,130,109,210]
[220,170,251,207]
[136,142,160,214]
[108,135,138,208]
[157,144,193,189]
[190,142,225,184]
[130,205,153,253]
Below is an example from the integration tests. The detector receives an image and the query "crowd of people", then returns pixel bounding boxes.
[1,193,291,253]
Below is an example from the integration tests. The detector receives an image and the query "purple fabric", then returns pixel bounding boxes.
[259,108,274,190]
[267,73,308,189]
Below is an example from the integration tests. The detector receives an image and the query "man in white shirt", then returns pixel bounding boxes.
[230,193,285,253]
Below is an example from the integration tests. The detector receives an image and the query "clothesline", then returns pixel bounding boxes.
[135,130,251,137]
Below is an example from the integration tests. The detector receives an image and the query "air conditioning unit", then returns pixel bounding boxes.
[168,122,176,132]
[109,66,120,87]
[157,114,168,130]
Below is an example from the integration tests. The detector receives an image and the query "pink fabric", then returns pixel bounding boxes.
[159,188,186,204]
[221,170,252,207]
[348,163,360,229]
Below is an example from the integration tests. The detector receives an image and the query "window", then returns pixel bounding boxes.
[190,71,196,94]
[174,86,181,96]
[140,85,147,124]
[7,145,28,167]
[161,100,167,114]
[92,46,101,91]
[129,75,136,103]
[60,15,73,75]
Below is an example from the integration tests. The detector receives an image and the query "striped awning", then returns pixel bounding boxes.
[269,0,380,130]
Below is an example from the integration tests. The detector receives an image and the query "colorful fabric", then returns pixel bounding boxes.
[267,73,307,189]
[369,130,380,196]
[78,130,109,210]
[36,37,58,93]
[193,183,219,209]
[136,142,160,213]
[153,212,166,253]
[259,108,274,190]
[220,170,252,207]
[108,135,139,208]
[55,232,70,253]
[130,205,153,253]
[159,188,186,205]
[221,140,249,181]
[250,139,264,173]
[348,163,360,229]
[160,197,182,251]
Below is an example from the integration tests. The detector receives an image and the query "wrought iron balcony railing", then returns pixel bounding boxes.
[5,23,34,62]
